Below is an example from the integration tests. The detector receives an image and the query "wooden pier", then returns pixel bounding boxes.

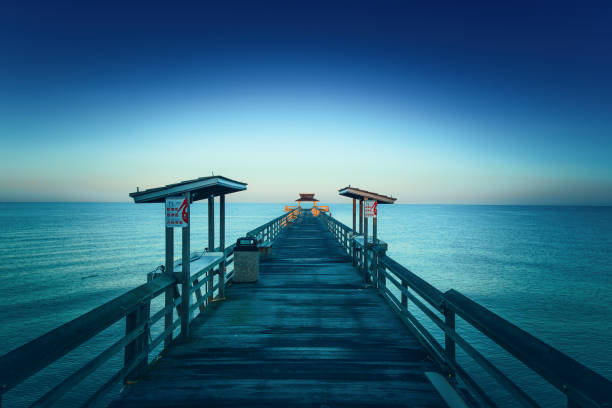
[1,178,611,408]
[111,212,446,407]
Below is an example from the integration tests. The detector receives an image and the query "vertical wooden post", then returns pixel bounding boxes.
[124,308,138,381]
[444,307,456,380]
[208,194,215,249]
[363,214,368,284]
[208,194,214,301]
[372,212,379,288]
[377,248,386,291]
[124,300,150,382]
[219,194,226,299]
[401,279,408,311]
[164,226,174,348]
[359,199,363,234]
[373,216,377,246]
[180,193,191,340]
[352,198,356,233]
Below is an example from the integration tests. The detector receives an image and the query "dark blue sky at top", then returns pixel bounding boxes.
[4,2,611,90]
[1,1,611,203]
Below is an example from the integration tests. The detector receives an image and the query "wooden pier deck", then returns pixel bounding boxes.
[111,213,446,407]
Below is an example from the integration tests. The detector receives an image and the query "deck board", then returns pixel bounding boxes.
[111,213,446,407]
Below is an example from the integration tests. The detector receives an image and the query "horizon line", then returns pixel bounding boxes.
[1,201,611,207]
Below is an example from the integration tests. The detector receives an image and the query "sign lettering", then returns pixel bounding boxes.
[166,197,189,228]
[364,200,377,218]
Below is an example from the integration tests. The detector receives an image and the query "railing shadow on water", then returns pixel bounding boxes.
[319,212,612,408]
[0,209,300,408]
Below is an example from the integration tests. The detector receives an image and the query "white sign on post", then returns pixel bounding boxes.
[166,197,189,228]
[364,200,377,218]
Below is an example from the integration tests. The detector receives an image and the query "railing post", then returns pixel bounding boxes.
[444,306,456,380]
[375,247,386,291]
[401,279,408,310]
[124,299,150,382]
[346,231,349,253]
[351,236,356,265]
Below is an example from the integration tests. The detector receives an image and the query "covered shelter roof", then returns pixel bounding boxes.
[338,186,396,204]
[129,176,247,203]
[295,193,319,202]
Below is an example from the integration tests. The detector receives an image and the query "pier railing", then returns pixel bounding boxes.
[247,208,300,244]
[0,209,299,408]
[320,212,612,408]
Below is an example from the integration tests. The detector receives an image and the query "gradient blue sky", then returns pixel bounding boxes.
[1,1,611,204]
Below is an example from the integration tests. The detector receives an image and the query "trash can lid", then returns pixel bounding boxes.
[235,237,258,251]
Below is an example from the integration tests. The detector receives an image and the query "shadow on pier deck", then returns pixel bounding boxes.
[111,213,446,407]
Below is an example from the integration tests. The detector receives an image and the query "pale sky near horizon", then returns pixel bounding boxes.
[2,1,611,204]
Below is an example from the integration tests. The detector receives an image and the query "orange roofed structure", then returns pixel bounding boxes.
[285,193,329,216]
[295,193,319,202]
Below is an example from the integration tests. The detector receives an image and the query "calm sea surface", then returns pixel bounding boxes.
[1,203,610,407]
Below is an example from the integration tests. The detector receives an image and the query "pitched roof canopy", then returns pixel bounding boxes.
[129,175,247,203]
[295,193,319,202]
[338,186,396,204]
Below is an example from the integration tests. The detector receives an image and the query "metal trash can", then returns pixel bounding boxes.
[233,237,259,283]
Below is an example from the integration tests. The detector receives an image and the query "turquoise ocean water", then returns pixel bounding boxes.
[0,203,610,406]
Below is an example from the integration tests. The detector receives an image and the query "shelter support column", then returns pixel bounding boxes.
[208,194,214,249]
[373,216,377,245]
[352,198,356,233]
[359,199,363,234]
[208,195,214,301]
[164,226,174,348]
[180,193,191,340]
[363,209,368,285]
[219,194,226,299]
[373,214,380,288]
[351,199,356,265]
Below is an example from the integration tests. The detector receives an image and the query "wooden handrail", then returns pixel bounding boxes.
[0,274,175,393]
[0,210,300,407]
[321,212,612,408]
[443,289,612,408]
[247,208,299,238]
[379,255,444,311]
